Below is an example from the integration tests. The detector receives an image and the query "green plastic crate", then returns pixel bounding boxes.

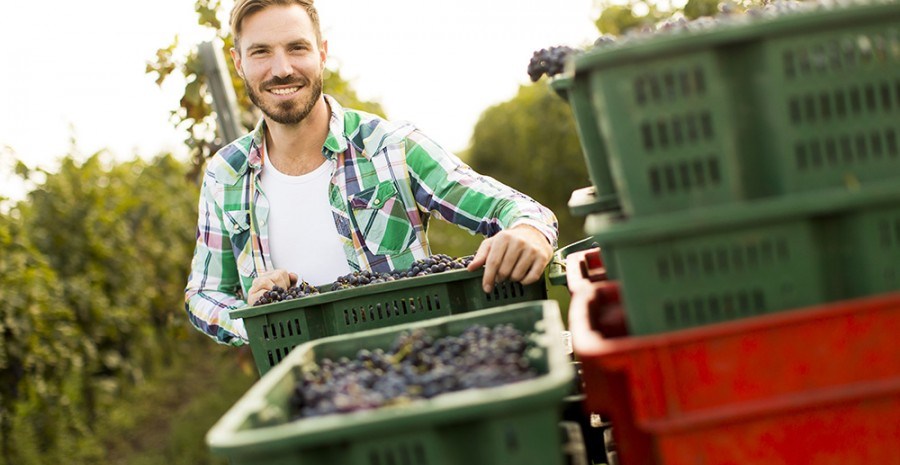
[572,1,900,216]
[231,268,547,375]
[207,301,573,465]
[550,75,620,213]
[584,184,900,334]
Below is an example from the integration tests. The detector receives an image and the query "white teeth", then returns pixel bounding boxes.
[270,87,300,95]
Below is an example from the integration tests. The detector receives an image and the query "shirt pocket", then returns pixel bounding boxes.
[349,180,415,256]
[222,209,256,278]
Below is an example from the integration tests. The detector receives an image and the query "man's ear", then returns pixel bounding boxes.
[320,39,328,67]
[230,47,244,79]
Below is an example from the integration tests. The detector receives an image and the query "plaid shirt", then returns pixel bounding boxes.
[185,95,559,345]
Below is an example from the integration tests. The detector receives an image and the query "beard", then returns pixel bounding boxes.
[245,73,323,126]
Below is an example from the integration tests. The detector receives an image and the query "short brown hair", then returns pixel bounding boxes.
[230,0,322,51]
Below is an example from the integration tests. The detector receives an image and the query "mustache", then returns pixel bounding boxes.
[261,75,309,89]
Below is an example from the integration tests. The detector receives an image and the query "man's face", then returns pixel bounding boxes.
[231,4,327,126]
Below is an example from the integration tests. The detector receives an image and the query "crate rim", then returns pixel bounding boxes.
[232,267,493,319]
[585,182,900,245]
[572,1,900,75]
[208,300,573,454]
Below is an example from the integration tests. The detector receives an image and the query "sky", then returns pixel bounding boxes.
[0,0,600,201]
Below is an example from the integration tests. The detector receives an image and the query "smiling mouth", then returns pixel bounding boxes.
[269,86,301,95]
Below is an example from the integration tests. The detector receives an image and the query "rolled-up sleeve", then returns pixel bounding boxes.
[404,130,559,248]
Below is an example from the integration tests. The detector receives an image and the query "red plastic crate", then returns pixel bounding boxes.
[566,249,900,465]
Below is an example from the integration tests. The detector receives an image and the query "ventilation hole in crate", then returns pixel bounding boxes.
[850,87,863,114]
[505,426,520,452]
[701,112,714,140]
[649,169,662,195]
[679,69,691,96]
[664,166,677,192]
[865,84,878,111]
[433,295,441,310]
[285,320,294,337]
[708,158,722,184]
[804,94,817,122]
[783,50,796,79]
[799,49,812,75]
[694,66,706,94]
[881,82,893,110]
[716,248,729,272]
[267,351,275,367]
[664,302,676,326]
[679,164,691,190]
[650,76,662,102]
[888,129,898,157]
[820,92,832,120]
[657,258,670,281]
[366,304,375,321]
[810,140,823,168]
[657,120,670,149]
[672,118,684,145]
[270,323,278,339]
[687,161,702,188]
[836,91,848,117]
[664,72,676,100]
[872,132,884,158]
[294,319,302,335]
[825,139,839,166]
[407,298,416,314]
[856,134,869,161]
[789,98,801,124]
[635,76,647,106]
[686,114,699,142]
[672,254,685,277]
[343,309,351,326]
[263,324,271,341]
[400,299,409,315]
[425,296,433,311]
[641,123,654,151]
[683,252,698,276]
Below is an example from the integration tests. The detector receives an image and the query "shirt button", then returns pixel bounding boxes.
[233,224,241,232]
[374,199,381,206]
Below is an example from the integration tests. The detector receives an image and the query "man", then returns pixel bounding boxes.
[185,0,558,345]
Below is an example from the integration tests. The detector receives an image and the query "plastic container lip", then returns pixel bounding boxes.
[572,1,899,74]
[586,182,900,245]
[207,301,574,453]
[232,267,488,319]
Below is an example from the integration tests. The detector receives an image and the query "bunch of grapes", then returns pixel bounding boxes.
[527,45,577,82]
[331,254,475,291]
[288,324,538,420]
[252,282,319,306]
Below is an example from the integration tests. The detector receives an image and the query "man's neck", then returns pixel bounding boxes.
[264,96,330,176]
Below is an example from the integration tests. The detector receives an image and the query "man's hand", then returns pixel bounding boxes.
[466,224,553,293]
[248,269,298,305]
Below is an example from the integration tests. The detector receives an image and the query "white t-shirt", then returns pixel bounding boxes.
[260,154,352,287]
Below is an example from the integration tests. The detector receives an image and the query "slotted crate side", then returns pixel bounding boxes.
[764,20,900,193]
[208,301,573,465]
[607,219,829,334]
[239,270,548,375]
[573,2,900,216]
[592,50,748,215]
[840,202,900,297]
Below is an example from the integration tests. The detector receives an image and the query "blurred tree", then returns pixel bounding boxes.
[466,84,590,247]
[147,0,385,179]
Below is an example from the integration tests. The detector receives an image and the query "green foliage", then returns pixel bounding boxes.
[146,0,386,178]
[0,153,200,465]
[467,84,590,248]
[593,0,763,35]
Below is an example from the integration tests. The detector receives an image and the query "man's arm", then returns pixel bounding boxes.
[403,131,559,292]
[184,171,249,346]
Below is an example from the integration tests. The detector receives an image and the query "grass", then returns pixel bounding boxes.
[98,338,258,465]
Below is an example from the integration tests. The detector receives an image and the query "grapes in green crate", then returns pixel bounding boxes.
[287,324,538,420]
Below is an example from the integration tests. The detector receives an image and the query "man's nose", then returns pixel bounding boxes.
[271,51,293,77]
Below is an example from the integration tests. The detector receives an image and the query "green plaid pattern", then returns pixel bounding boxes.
[185,96,559,345]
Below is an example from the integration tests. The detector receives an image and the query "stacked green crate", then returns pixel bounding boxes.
[557,1,900,334]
